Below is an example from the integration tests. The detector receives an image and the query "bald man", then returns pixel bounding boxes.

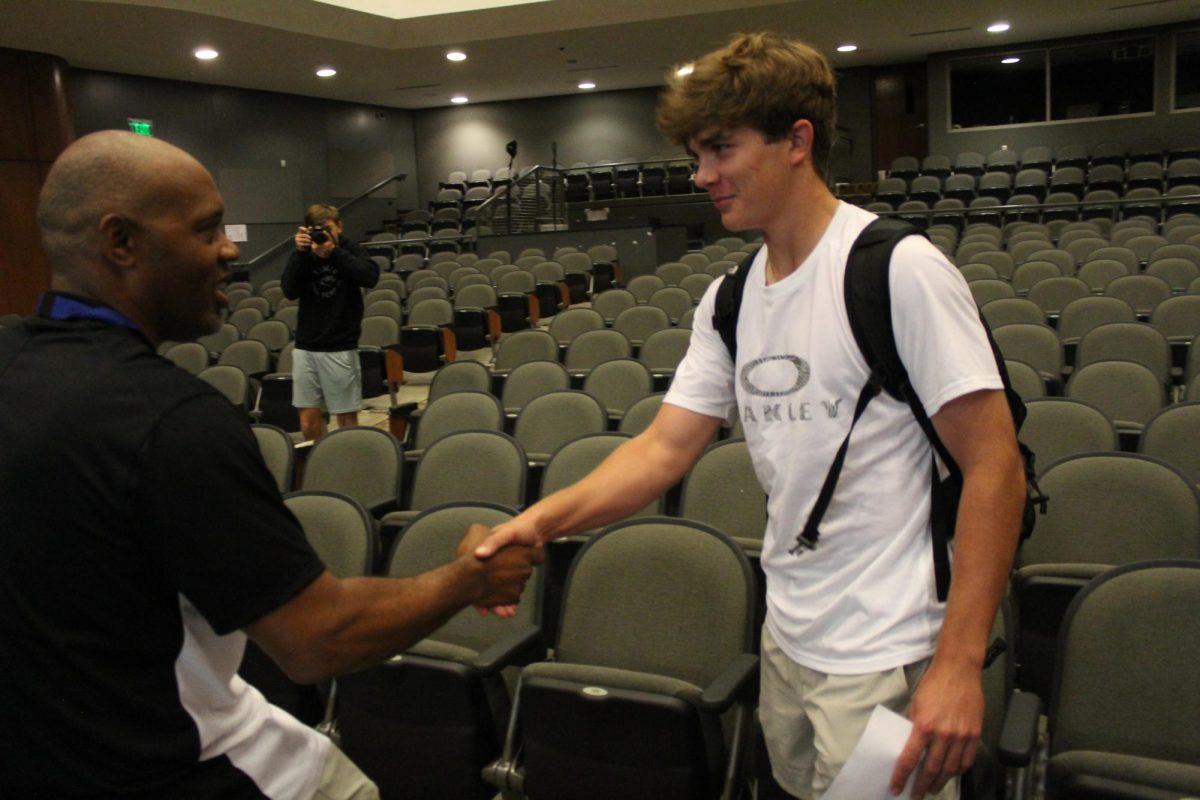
[0,131,539,798]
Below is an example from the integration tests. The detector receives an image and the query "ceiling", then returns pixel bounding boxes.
[2,0,1198,110]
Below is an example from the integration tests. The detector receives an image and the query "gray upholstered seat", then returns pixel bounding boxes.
[337,502,541,800]
[678,438,767,554]
[1038,562,1200,799]
[250,423,295,493]
[513,390,607,466]
[582,358,653,422]
[1011,454,1200,701]
[1018,398,1118,476]
[302,425,403,516]
[486,518,758,799]
[383,430,526,527]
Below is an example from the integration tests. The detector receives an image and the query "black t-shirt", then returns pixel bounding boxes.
[280,236,379,351]
[0,316,327,797]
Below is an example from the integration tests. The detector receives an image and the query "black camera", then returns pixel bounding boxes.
[309,224,331,246]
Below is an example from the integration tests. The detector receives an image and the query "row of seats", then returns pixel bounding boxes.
[382,245,621,287]
[250,408,757,552]
[246,430,1200,799]
[437,167,513,196]
[236,304,691,434]
[948,218,1200,264]
[867,185,1200,231]
[562,156,698,201]
[887,140,1200,182]
[247,490,765,800]
[965,257,1200,301]
[924,216,1198,260]
[877,160,1200,206]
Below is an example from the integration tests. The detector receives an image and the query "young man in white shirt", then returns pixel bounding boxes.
[473,32,1025,800]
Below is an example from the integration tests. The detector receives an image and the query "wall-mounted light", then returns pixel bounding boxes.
[1001,57,1020,64]
[194,47,219,60]
[316,67,337,77]
[836,44,858,53]
[446,51,467,62]
[987,22,1011,33]
[451,95,469,104]
[578,81,596,90]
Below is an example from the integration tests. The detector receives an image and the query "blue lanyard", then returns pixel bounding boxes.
[37,292,142,333]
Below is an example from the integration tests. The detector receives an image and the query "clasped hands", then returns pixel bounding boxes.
[456,523,543,611]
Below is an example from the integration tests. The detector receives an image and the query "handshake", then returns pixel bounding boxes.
[456,523,544,612]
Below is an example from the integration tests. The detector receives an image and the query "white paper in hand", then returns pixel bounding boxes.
[821,705,918,800]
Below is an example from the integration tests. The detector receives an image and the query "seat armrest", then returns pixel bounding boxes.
[366,498,399,518]
[698,652,759,711]
[997,690,1042,767]
[469,623,545,675]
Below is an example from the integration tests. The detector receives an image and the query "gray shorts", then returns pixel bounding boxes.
[292,348,362,415]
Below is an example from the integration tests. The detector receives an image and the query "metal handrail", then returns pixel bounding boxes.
[873,191,1200,222]
[560,156,696,174]
[233,172,407,267]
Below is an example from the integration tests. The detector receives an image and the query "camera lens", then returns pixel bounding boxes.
[311,229,329,245]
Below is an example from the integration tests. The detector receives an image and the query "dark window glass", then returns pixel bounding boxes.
[1175,30,1200,110]
[950,52,1046,128]
[1051,39,1154,120]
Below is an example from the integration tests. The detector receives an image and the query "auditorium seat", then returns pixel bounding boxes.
[484,518,758,800]
[1019,561,1200,799]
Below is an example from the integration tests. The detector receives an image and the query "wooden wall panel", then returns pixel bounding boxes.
[0,49,36,161]
[873,63,929,177]
[0,48,73,315]
[29,55,74,163]
[0,161,50,315]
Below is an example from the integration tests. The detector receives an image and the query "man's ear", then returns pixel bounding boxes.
[98,213,137,268]
[788,119,814,166]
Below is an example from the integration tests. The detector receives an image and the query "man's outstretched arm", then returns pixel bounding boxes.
[246,525,540,684]
[474,403,725,558]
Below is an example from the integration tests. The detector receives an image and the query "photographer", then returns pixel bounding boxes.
[281,203,379,440]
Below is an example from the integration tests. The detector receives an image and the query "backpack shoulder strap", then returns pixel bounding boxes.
[843,217,923,399]
[712,246,761,363]
[793,219,949,555]
[843,218,954,465]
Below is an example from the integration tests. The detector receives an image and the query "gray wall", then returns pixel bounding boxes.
[927,25,1197,160]
[70,70,418,283]
[413,73,877,207]
[833,68,874,185]
[413,87,678,207]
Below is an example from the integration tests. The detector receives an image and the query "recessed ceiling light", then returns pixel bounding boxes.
[836,44,858,53]
[451,95,469,104]
[194,47,219,60]
[676,64,694,77]
[446,51,467,62]
[316,67,337,77]
[987,22,1011,33]
[578,81,596,90]
[1001,57,1020,64]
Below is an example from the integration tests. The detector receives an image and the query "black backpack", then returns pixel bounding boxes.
[713,218,1046,601]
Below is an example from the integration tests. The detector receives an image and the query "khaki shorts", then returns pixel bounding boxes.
[314,744,379,800]
[758,625,959,800]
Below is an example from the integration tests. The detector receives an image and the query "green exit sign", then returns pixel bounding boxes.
[127,118,154,136]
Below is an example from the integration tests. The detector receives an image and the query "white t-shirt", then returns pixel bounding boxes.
[666,202,1002,674]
